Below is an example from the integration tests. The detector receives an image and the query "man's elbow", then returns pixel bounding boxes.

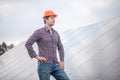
[25,42,29,48]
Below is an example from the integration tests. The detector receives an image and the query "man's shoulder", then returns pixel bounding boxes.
[52,28,57,32]
[53,29,60,35]
[35,27,45,32]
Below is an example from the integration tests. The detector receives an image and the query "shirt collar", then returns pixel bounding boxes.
[44,26,54,32]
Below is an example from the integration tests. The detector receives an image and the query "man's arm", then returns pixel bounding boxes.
[25,30,47,62]
[25,30,40,58]
[57,35,65,69]
[35,56,47,62]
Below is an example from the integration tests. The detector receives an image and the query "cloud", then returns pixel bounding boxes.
[0,0,120,45]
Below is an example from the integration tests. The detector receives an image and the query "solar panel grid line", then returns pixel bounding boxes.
[23,70,37,80]
[68,35,120,79]
[0,45,26,64]
[62,21,113,45]
[64,25,102,59]
[67,25,120,76]
[64,24,120,74]
[0,51,35,79]
[0,60,34,79]
[69,45,120,80]
[68,30,120,69]
[9,63,37,80]
[0,51,30,75]
[63,24,101,46]
[64,20,120,59]
[68,21,120,62]
[101,57,120,80]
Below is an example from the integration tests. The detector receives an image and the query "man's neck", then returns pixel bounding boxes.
[45,24,52,31]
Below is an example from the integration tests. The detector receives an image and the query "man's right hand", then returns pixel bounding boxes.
[35,56,47,63]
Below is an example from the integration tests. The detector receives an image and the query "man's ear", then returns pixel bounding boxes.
[43,17,46,20]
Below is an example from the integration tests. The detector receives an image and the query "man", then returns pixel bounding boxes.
[25,10,69,80]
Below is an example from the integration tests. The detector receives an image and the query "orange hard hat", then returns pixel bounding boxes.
[43,10,57,17]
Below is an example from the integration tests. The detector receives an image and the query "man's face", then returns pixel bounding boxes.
[45,16,55,26]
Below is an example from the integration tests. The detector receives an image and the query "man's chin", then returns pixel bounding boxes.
[51,24,54,26]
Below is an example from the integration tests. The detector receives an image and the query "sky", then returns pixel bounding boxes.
[0,0,120,46]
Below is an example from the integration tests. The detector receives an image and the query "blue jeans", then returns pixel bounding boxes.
[37,61,70,80]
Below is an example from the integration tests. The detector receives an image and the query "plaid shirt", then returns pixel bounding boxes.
[25,27,64,63]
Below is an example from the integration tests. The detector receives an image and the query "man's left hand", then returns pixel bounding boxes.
[59,61,64,70]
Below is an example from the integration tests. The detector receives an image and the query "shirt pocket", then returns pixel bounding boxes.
[41,35,52,43]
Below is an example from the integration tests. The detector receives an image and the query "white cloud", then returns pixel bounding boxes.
[0,0,120,45]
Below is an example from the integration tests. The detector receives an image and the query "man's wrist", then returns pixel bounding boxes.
[60,61,64,63]
[60,60,64,62]
[35,56,39,60]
